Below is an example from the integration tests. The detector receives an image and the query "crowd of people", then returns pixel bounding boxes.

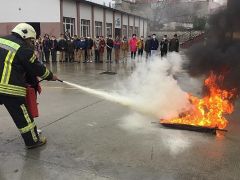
[34,32,180,64]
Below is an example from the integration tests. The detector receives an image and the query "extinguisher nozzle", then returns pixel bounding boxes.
[57,79,63,83]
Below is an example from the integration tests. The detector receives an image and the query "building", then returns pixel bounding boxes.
[0,0,148,38]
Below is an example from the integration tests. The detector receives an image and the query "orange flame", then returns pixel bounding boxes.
[161,72,236,129]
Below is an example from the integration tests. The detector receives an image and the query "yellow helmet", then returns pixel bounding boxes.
[12,23,36,39]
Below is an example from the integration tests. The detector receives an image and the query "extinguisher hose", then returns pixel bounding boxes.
[38,79,63,83]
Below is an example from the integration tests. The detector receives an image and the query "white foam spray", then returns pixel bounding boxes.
[63,53,191,120]
[63,81,162,118]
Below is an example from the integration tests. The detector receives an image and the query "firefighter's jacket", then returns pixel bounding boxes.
[0,34,53,97]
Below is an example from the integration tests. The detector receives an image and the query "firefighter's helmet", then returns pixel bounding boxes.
[12,23,36,39]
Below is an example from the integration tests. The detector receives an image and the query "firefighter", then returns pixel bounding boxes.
[0,23,59,149]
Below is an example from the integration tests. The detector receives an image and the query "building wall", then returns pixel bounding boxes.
[140,19,144,37]
[144,20,148,37]
[105,10,113,37]
[106,10,113,23]
[122,15,128,25]
[63,0,77,35]
[129,16,134,26]
[63,1,77,20]
[94,7,104,22]
[0,0,60,36]
[79,3,92,36]
[0,0,60,22]
[41,23,61,37]
[94,7,104,37]
[79,3,92,20]
[122,14,128,37]
[135,17,139,27]
[0,0,147,39]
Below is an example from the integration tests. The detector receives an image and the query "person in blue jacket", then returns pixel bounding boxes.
[76,37,86,63]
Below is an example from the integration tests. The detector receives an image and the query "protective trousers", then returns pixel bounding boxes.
[0,95,39,146]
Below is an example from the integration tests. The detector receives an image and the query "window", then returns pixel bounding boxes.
[81,19,91,37]
[106,23,112,37]
[95,21,102,37]
[122,25,127,38]
[128,26,133,38]
[134,27,139,37]
[63,17,75,37]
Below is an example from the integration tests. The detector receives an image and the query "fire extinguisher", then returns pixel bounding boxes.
[26,79,42,118]
[25,78,63,118]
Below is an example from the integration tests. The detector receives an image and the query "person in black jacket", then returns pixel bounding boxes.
[144,35,152,60]
[50,35,58,62]
[87,37,94,63]
[160,35,169,57]
[106,35,114,63]
[58,34,67,62]
[150,34,159,57]
[66,38,75,62]
[73,35,79,62]
[169,34,179,53]
[43,34,51,63]
[0,23,59,149]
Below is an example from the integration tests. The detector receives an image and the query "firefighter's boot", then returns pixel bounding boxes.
[26,136,47,149]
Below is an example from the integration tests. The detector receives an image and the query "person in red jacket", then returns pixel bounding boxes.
[129,34,138,70]
[129,34,138,60]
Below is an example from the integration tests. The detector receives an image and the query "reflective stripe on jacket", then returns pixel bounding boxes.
[0,34,53,97]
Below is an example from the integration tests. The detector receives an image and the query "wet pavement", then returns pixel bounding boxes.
[1,60,240,180]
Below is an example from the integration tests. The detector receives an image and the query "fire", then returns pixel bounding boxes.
[161,72,236,129]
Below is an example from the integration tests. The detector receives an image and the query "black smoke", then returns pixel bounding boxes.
[186,0,240,93]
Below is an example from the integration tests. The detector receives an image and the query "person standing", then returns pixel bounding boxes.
[144,35,151,60]
[66,38,75,62]
[129,34,138,60]
[58,34,67,62]
[169,34,179,53]
[129,34,138,70]
[77,37,86,63]
[160,35,169,57]
[94,36,100,63]
[114,36,121,64]
[0,23,59,149]
[121,36,129,64]
[73,35,79,62]
[137,36,144,60]
[35,36,43,63]
[50,36,57,63]
[42,34,51,63]
[106,35,114,63]
[84,37,89,63]
[87,37,94,63]
[99,36,106,63]
[150,34,159,57]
